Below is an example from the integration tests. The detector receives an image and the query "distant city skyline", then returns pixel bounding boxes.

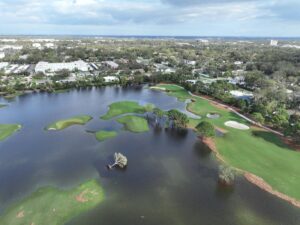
[0,0,300,37]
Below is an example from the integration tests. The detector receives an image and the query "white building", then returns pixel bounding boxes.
[0,62,9,70]
[45,43,55,49]
[229,76,245,85]
[103,61,119,69]
[234,61,243,66]
[0,45,23,51]
[32,43,42,49]
[270,40,278,46]
[230,90,253,100]
[184,60,196,66]
[35,60,92,74]
[103,76,119,83]
[0,52,5,59]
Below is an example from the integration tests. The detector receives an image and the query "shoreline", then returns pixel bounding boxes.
[202,137,300,209]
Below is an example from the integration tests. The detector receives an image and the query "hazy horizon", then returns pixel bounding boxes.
[1,0,300,37]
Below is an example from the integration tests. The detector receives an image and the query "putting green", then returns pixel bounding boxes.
[95,130,117,141]
[0,180,104,225]
[0,124,22,141]
[156,84,300,201]
[46,115,92,131]
[101,101,146,120]
[117,115,149,133]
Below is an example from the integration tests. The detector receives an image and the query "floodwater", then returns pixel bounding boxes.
[0,85,299,225]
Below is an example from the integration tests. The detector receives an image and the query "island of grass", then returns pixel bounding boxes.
[155,84,300,205]
[101,101,146,120]
[0,104,7,108]
[0,124,22,141]
[0,180,104,225]
[95,130,118,142]
[46,115,92,131]
[117,115,149,133]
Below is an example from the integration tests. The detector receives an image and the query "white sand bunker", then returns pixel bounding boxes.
[225,121,250,130]
[207,113,220,119]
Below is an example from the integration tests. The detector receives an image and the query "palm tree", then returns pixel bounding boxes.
[153,108,164,126]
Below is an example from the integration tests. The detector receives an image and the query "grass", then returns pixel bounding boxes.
[95,130,117,141]
[101,101,146,120]
[117,115,149,133]
[0,104,7,108]
[0,180,104,225]
[0,124,22,141]
[46,115,92,131]
[155,84,300,201]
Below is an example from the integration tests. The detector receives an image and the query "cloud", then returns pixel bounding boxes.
[161,0,258,7]
[0,0,299,36]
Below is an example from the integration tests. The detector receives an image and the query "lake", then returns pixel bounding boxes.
[0,85,299,225]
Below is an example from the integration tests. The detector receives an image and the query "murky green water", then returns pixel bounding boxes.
[0,86,299,225]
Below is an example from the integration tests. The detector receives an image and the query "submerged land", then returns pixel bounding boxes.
[0,124,21,141]
[154,84,300,206]
[95,130,118,141]
[46,115,92,131]
[0,180,104,225]
[0,36,299,224]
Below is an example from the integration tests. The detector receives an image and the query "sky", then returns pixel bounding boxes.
[0,0,299,36]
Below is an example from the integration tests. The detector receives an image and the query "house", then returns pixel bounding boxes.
[154,64,176,73]
[0,52,5,59]
[136,57,150,65]
[0,45,23,51]
[35,60,92,75]
[103,76,119,83]
[234,61,243,66]
[232,69,245,76]
[229,76,245,85]
[186,80,198,85]
[230,90,253,100]
[184,60,196,66]
[270,40,278,46]
[45,43,55,49]
[103,61,119,69]
[32,43,42,49]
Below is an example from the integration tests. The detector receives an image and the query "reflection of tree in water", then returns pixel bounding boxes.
[193,140,212,158]
[165,128,188,140]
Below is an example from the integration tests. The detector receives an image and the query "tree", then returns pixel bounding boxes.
[218,165,235,186]
[252,112,265,124]
[196,121,215,137]
[153,108,164,125]
[167,109,188,129]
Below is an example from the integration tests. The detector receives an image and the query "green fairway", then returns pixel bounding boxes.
[155,84,300,201]
[101,101,146,120]
[117,115,149,133]
[0,124,22,141]
[0,180,104,225]
[95,130,117,141]
[46,115,92,131]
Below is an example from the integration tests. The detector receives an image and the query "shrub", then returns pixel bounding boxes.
[196,121,215,137]
[218,165,235,185]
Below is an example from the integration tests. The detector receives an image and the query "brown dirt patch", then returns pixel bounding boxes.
[209,102,229,111]
[281,137,300,151]
[16,210,24,218]
[244,173,300,208]
[202,137,225,163]
[216,127,228,134]
[76,190,89,203]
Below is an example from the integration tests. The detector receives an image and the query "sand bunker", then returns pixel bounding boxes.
[224,121,250,130]
[207,113,220,119]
